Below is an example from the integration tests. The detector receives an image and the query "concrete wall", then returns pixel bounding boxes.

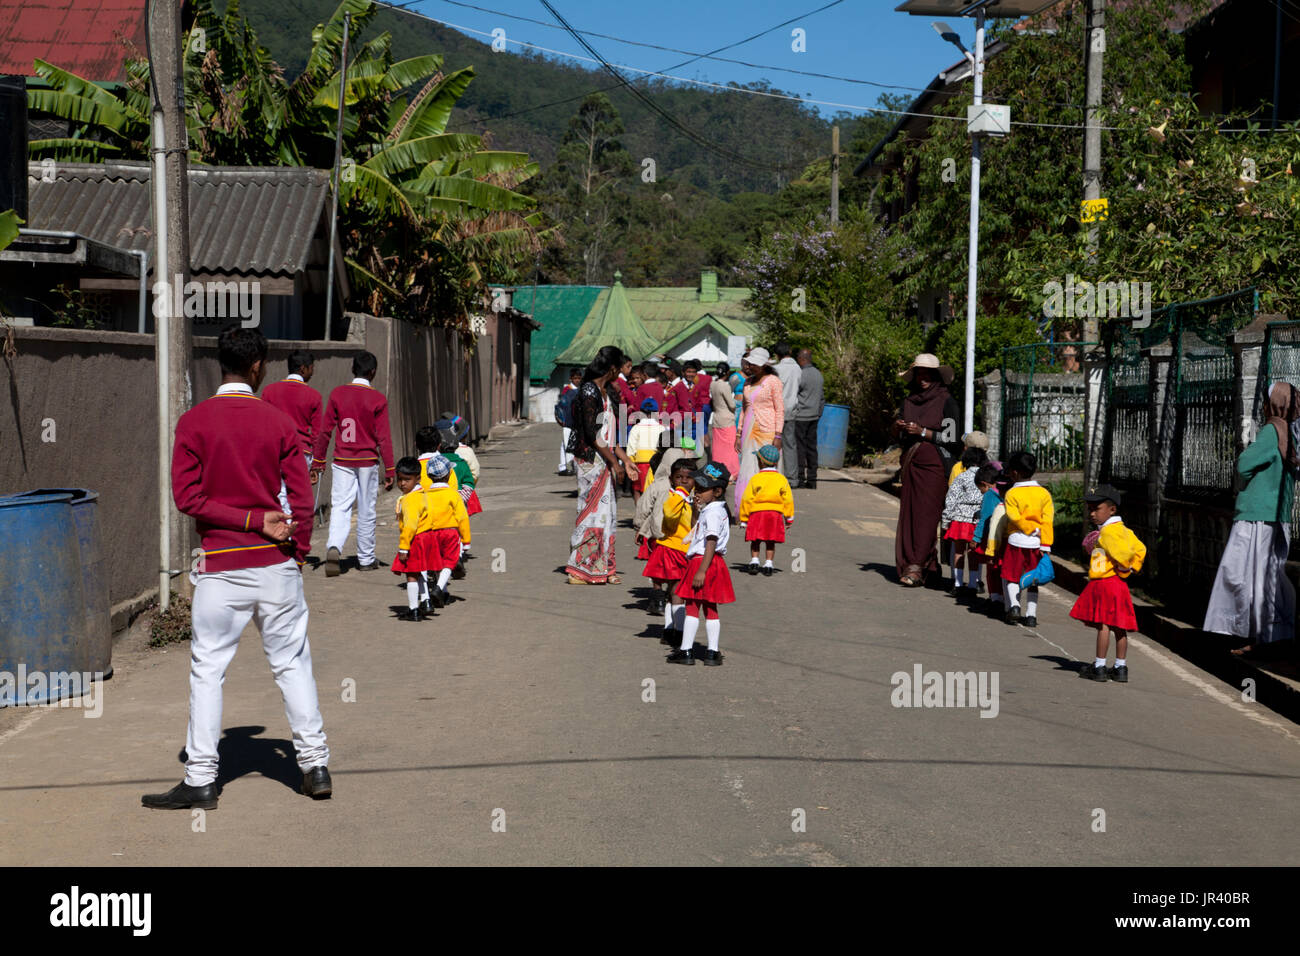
[1,312,529,617]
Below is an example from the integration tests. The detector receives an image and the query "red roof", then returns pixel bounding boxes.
[0,0,148,83]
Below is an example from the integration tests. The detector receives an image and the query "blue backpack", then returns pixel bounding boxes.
[555,387,579,428]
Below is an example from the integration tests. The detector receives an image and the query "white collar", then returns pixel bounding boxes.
[429,481,449,488]
[287,373,305,383]
[217,382,253,395]
[618,373,628,381]
[351,377,371,386]
[418,452,439,460]
[759,466,779,472]
[667,376,681,387]
[1011,480,1040,488]
[1101,515,1123,528]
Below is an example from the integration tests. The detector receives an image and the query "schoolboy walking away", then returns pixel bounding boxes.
[627,397,667,508]
[313,351,395,576]
[941,448,987,602]
[739,443,794,576]
[1001,451,1053,627]
[557,369,581,476]
[144,326,330,810]
[391,458,434,621]
[971,463,1005,615]
[669,462,736,666]
[1071,485,1147,682]
[263,350,324,518]
[644,460,696,642]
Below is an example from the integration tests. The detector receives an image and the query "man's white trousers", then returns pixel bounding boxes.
[327,463,379,563]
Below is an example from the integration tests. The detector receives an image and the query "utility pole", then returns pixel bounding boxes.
[324,12,351,342]
[959,8,986,436]
[1082,0,1106,487]
[149,0,193,605]
[830,124,840,224]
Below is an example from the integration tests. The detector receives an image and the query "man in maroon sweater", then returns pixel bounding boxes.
[143,327,330,811]
[312,351,396,575]
[263,349,323,516]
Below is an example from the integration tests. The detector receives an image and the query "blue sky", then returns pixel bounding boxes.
[392,0,996,119]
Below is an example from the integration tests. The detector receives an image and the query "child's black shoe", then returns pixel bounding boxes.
[1078,663,1108,682]
[701,650,723,667]
[666,648,694,665]
[975,580,985,594]
[1108,665,1129,683]
[430,587,446,609]
[451,560,467,580]
[1004,607,1020,626]
[761,565,774,577]
[1020,615,1038,628]
[398,607,423,622]
[746,563,759,575]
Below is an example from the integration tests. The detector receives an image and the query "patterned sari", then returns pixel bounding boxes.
[566,386,617,582]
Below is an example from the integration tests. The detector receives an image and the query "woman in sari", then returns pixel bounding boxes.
[1203,382,1300,654]
[893,353,963,587]
[566,345,636,585]
[733,348,785,515]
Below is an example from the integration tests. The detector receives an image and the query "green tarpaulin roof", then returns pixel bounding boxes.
[555,272,661,367]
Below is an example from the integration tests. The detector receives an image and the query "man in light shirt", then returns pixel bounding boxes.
[773,342,802,487]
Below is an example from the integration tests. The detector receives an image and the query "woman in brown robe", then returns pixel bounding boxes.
[894,354,963,586]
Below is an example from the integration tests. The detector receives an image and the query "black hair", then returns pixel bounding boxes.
[415,426,441,454]
[670,458,698,479]
[961,448,988,469]
[973,463,1001,486]
[218,325,268,376]
[581,345,626,384]
[715,362,730,377]
[641,361,659,377]
[395,456,421,477]
[352,351,378,378]
[774,342,792,359]
[683,359,701,372]
[438,427,460,453]
[1007,450,1037,478]
[568,367,582,378]
[287,350,314,374]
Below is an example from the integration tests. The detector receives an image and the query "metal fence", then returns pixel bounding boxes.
[1261,320,1300,547]
[1000,341,1095,472]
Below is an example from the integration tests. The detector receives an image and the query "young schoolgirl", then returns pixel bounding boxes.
[1071,485,1147,683]
[643,460,696,638]
[440,429,481,516]
[941,447,988,601]
[949,431,989,485]
[970,463,1005,614]
[634,446,694,563]
[1001,451,1054,627]
[738,443,794,576]
[669,462,736,666]
[626,397,667,508]
[419,454,472,609]
[391,458,434,621]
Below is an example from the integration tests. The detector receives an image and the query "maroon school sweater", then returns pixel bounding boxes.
[262,377,323,458]
[638,381,667,415]
[172,386,313,570]
[312,381,396,475]
[664,379,694,417]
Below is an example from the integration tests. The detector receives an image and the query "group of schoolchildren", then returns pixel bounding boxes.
[629,437,796,667]
[937,432,1149,683]
[264,349,483,623]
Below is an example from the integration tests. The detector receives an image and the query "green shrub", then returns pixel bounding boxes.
[148,592,192,647]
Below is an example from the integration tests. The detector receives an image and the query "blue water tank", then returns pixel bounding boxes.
[9,488,111,677]
[817,404,850,469]
[0,493,89,705]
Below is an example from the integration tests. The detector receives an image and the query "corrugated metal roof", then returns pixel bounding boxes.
[27,161,332,276]
[0,0,148,83]
[527,284,606,379]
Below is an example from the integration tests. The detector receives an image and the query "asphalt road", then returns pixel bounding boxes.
[2,423,1298,865]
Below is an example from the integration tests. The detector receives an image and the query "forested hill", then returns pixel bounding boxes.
[237,0,835,196]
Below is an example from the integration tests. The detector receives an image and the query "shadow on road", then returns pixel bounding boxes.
[178,726,302,794]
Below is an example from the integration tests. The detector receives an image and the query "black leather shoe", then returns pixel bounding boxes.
[1020,615,1038,628]
[302,766,332,799]
[666,648,695,665]
[761,565,774,577]
[701,650,723,666]
[451,560,467,580]
[398,607,423,622]
[746,563,759,575]
[142,780,217,810]
[1078,663,1109,682]
[805,479,817,490]
[357,561,380,572]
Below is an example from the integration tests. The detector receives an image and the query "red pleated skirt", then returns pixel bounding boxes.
[745,509,787,542]
[1000,544,1041,583]
[1070,575,1138,631]
[392,530,439,574]
[465,489,482,516]
[634,462,653,493]
[636,536,654,560]
[674,553,736,604]
[944,520,976,542]
[644,544,688,580]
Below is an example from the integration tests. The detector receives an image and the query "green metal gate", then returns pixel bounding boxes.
[1000,341,1095,471]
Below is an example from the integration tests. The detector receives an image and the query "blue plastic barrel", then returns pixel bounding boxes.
[817,404,850,469]
[9,488,111,677]
[0,493,89,706]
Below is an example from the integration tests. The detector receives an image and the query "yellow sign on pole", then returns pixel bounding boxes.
[1080,198,1109,223]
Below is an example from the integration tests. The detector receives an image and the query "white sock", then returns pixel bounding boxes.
[436,568,452,590]
[705,617,720,652]
[749,557,759,565]
[1095,657,1107,668]
[763,559,773,568]
[672,603,686,632]
[417,575,429,600]
[952,567,963,587]
[406,582,420,609]
[663,603,674,631]
[1025,589,1038,618]
[1114,658,1126,668]
[1005,582,1020,610]
[680,614,700,650]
